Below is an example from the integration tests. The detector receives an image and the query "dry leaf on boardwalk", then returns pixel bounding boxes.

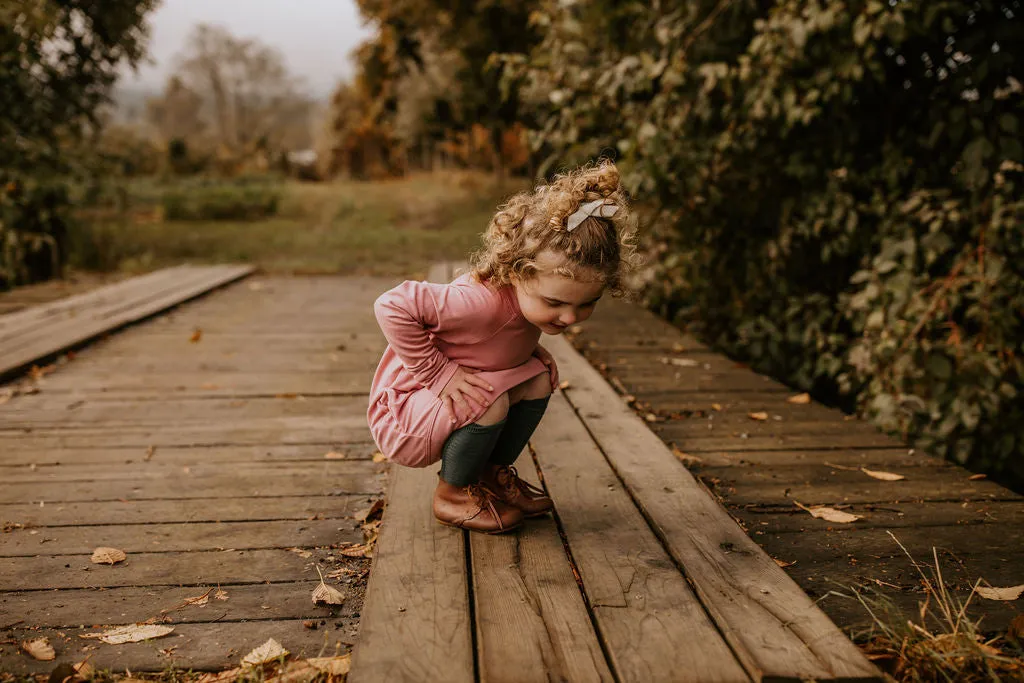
[711,403,722,411]
[338,542,373,558]
[20,637,55,661]
[354,499,385,523]
[184,591,211,607]
[787,393,811,404]
[794,501,861,523]
[671,447,703,467]
[969,473,987,480]
[659,356,699,367]
[242,638,289,666]
[323,451,346,460]
[773,558,796,568]
[287,547,312,559]
[861,467,905,481]
[189,328,202,343]
[81,624,175,644]
[371,451,387,463]
[976,584,1024,601]
[748,411,769,421]
[214,588,229,600]
[1008,614,1024,642]
[90,547,126,565]
[197,667,242,683]
[671,342,686,353]
[307,654,351,675]
[312,566,345,606]
[558,380,571,390]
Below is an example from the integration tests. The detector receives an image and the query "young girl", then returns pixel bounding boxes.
[367,161,637,534]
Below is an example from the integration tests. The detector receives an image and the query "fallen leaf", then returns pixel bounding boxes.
[90,547,127,565]
[287,547,312,559]
[21,637,55,661]
[968,473,987,481]
[976,584,1024,601]
[241,638,289,666]
[659,356,698,367]
[276,392,299,399]
[748,411,769,421]
[671,342,686,353]
[711,403,722,411]
[307,654,352,675]
[372,451,387,463]
[82,624,175,644]
[189,328,202,343]
[794,501,861,524]
[787,393,811,404]
[671,447,703,466]
[338,542,373,558]
[214,588,229,601]
[144,445,156,462]
[323,451,346,460]
[644,412,659,422]
[355,499,385,523]
[773,558,796,568]
[312,566,345,606]
[197,667,242,683]
[183,592,211,607]
[558,380,571,390]
[861,467,905,481]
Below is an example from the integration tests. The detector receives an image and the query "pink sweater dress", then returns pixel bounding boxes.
[367,273,551,468]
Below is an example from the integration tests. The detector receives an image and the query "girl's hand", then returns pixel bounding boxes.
[533,344,559,391]
[439,366,494,423]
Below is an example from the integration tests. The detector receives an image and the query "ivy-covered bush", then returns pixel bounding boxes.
[513,0,1023,480]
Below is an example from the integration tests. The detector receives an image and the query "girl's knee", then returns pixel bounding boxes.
[476,391,509,426]
[517,372,552,402]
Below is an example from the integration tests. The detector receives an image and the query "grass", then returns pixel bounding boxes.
[832,532,1024,681]
[70,171,524,280]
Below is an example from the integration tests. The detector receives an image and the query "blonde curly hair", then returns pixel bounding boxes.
[471,160,640,297]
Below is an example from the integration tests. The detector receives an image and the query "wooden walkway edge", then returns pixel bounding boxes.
[348,264,881,683]
[0,264,254,382]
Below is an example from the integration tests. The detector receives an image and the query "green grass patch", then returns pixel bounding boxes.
[70,172,522,279]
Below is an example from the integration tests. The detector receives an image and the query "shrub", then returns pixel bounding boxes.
[161,183,281,221]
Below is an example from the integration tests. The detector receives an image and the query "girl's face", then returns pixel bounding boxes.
[513,252,606,335]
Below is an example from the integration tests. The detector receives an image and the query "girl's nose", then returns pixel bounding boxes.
[559,309,578,325]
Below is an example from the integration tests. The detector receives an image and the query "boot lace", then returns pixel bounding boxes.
[497,465,547,499]
[465,483,507,530]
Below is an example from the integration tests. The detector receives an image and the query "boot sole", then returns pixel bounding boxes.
[437,519,523,535]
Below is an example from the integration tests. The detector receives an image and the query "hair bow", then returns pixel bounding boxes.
[566,199,619,232]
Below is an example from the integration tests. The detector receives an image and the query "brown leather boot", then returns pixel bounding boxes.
[481,464,554,518]
[433,479,523,534]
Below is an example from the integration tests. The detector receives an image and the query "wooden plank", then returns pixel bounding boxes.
[0,424,373,449]
[3,581,359,628]
[0,442,380,466]
[0,548,337,590]
[0,264,253,380]
[0,518,360,556]
[0,468,383,504]
[660,430,901,452]
[697,464,1016,506]
[3,619,358,675]
[347,465,475,683]
[547,335,880,682]
[471,520,614,683]
[0,494,370,526]
[531,394,749,682]
[682,447,928,468]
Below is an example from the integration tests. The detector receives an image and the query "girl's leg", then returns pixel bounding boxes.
[433,392,523,533]
[482,373,554,517]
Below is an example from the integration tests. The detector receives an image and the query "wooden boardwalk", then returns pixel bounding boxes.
[348,264,881,683]
[1,274,393,674]
[569,298,1024,635]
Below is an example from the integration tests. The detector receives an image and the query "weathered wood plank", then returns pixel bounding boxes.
[532,394,749,682]
[3,581,358,628]
[0,494,370,527]
[0,468,382,504]
[0,548,333,590]
[1,265,253,380]
[547,335,880,682]
[0,518,360,556]
[347,465,475,683]
[0,442,379,466]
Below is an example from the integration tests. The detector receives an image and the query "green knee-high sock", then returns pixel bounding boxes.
[488,396,550,466]
[439,420,506,486]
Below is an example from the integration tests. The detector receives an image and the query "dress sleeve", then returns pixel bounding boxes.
[373,280,494,394]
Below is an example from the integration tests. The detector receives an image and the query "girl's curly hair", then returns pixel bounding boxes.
[470,160,640,297]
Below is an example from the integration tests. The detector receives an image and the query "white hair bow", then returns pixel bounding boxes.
[566,199,619,232]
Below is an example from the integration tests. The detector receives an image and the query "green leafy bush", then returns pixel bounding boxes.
[514,1,1024,480]
[161,183,281,221]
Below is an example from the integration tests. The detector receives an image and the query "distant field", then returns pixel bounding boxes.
[71,172,525,280]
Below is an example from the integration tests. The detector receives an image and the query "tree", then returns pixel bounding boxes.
[0,0,156,287]
[164,23,315,159]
